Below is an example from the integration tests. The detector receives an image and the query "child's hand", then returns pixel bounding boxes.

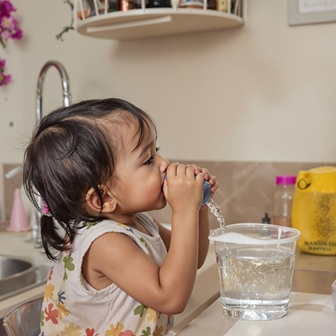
[186,164,219,212]
[163,162,204,215]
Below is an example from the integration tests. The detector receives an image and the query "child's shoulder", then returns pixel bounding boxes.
[77,213,156,240]
[79,218,133,235]
[79,213,154,229]
[76,214,156,255]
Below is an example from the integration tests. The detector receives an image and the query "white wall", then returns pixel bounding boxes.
[1,0,336,215]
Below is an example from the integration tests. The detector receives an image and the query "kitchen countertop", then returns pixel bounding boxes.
[292,247,336,295]
[175,292,336,336]
[1,228,336,333]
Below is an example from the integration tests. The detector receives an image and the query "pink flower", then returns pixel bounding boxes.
[0,72,11,86]
[11,27,22,39]
[0,58,10,86]
[0,1,23,44]
[1,16,15,29]
[0,16,22,40]
[4,73,10,83]
[0,0,15,18]
[0,0,22,86]
[1,29,10,40]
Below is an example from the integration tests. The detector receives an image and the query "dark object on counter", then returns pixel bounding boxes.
[262,212,271,224]
[147,0,171,7]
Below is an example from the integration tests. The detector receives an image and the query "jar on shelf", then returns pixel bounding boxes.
[272,175,296,227]
[119,0,142,11]
[216,0,228,12]
[108,0,119,11]
[77,0,92,19]
[147,0,171,8]
[178,0,203,9]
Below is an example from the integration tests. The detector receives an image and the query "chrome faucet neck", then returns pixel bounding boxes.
[36,60,72,125]
[33,60,72,248]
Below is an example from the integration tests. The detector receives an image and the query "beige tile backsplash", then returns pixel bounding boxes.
[3,161,335,226]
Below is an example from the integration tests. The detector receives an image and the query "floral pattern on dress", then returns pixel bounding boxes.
[153,325,164,336]
[146,308,158,323]
[44,283,55,302]
[139,327,151,336]
[45,303,58,324]
[84,221,98,229]
[105,322,125,335]
[85,328,99,336]
[57,302,71,320]
[48,266,54,280]
[63,253,75,281]
[61,322,82,335]
[40,214,171,335]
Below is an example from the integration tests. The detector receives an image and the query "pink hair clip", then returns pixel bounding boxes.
[42,199,53,217]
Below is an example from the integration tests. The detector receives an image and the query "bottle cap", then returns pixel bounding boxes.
[275,176,296,185]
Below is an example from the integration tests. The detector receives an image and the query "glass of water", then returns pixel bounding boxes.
[209,223,300,321]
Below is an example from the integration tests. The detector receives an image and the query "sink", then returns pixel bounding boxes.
[0,255,50,302]
[0,256,50,335]
[0,256,35,299]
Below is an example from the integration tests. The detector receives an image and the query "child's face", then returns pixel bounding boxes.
[111,119,169,215]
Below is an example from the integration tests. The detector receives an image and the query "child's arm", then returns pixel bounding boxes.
[85,163,213,315]
[158,209,209,269]
[197,167,218,267]
[158,165,218,269]
[197,207,210,268]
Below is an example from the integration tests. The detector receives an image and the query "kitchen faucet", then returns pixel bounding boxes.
[36,60,72,124]
[33,60,72,248]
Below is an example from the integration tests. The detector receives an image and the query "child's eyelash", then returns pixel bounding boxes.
[144,155,155,165]
[144,147,160,165]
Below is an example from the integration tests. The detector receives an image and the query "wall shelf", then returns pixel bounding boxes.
[74,0,243,40]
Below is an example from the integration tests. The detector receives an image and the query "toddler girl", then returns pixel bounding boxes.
[23,98,218,336]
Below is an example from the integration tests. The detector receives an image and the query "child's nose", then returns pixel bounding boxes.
[159,156,170,173]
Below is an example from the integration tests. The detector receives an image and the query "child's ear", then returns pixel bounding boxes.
[86,186,117,214]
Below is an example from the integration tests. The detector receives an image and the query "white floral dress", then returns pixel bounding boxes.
[40,212,173,336]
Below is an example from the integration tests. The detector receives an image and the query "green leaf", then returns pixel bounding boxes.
[134,304,148,318]
[63,254,75,272]
[63,254,75,281]
[84,221,98,229]
[40,310,45,327]
[140,327,151,336]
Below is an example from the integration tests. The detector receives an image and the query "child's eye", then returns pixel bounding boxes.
[144,155,155,165]
[143,147,160,165]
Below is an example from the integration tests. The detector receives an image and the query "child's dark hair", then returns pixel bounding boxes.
[23,98,155,260]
